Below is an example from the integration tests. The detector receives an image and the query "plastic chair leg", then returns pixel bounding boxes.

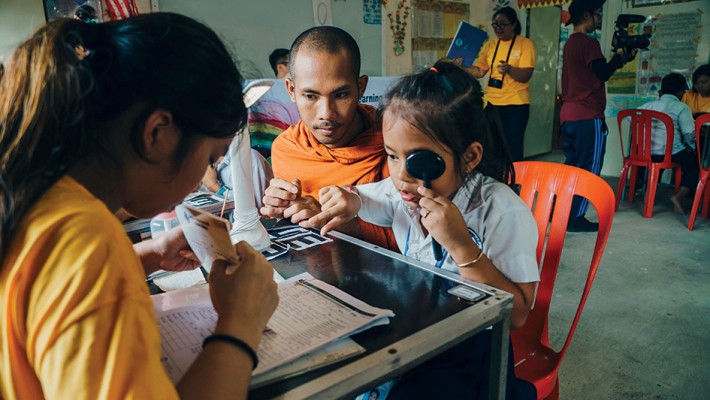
[688,174,706,230]
[615,164,631,211]
[544,378,560,400]
[702,173,710,219]
[674,167,681,191]
[644,166,661,218]
[628,166,639,203]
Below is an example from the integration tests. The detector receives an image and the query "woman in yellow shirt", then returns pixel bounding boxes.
[682,64,710,118]
[0,14,277,400]
[463,7,536,161]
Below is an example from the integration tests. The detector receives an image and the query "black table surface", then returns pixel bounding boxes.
[249,231,492,399]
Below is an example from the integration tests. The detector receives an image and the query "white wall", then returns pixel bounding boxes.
[158,0,383,78]
[0,0,383,78]
[0,0,46,62]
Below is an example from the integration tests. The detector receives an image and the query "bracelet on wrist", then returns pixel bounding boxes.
[202,334,259,370]
[456,248,485,269]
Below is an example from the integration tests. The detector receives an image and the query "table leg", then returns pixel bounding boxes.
[488,315,511,400]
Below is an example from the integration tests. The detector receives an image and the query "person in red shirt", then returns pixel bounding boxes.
[560,0,635,232]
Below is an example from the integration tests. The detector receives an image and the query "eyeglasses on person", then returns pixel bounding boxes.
[491,22,513,29]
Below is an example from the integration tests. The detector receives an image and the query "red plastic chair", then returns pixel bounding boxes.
[615,109,681,217]
[511,161,615,400]
[688,113,710,230]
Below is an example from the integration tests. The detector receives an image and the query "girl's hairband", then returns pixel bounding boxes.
[429,67,438,73]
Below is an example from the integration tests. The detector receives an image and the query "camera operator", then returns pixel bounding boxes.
[461,7,536,162]
[560,0,637,232]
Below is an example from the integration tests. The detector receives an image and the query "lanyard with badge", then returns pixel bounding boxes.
[487,35,517,89]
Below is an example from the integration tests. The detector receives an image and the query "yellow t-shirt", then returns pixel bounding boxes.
[0,176,178,399]
[682,90,710,115]
[474,35,536,106]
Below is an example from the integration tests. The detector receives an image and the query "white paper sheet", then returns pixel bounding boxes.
[175,204,237,272]
[152,269,207,292]
[152,272,394,383]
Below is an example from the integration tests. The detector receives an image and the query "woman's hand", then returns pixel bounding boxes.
[177,242,278,399]
[496,60,512,75]
[498,61,534,83]
[306,185,361,236]
[452,57,487,78]
[209,241,279,349]
[155,226,201,271]
[135,226,200,276]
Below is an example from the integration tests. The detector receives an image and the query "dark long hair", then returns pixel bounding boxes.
[494,6,522,35]
[380,61,514,187]
[0,13,247,258]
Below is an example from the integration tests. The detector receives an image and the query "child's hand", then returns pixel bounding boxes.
[283,195,322,225]
[202,164,220,192]
[306,185,361,236]
[417,186,471,256]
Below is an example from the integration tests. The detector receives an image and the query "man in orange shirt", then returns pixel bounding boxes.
[260,26,397,251]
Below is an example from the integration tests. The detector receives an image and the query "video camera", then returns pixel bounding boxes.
[611,14,651,53]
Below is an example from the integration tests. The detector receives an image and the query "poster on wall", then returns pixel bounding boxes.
[608,57,639,94]
[411,0,470,70]
[363,0,381,24]
[632,0,697,7]
[647,12,702,77]
[43,0,104,22]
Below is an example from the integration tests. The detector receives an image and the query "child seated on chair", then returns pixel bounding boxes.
[639,73,699,214]
[307,61,539,399]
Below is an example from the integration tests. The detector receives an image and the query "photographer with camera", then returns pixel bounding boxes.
[560,0,637,232]
[462,7,536,162]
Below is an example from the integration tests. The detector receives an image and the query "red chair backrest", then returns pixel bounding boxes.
[695,113,710,171]
[511,161,615,361]
[617,109,675,165]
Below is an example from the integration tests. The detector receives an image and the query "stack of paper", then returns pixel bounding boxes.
[152,272,394,384]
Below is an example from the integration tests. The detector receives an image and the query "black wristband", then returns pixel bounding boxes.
[202,334,259,370]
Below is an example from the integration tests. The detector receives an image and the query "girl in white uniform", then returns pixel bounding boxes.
[312,61,539,399]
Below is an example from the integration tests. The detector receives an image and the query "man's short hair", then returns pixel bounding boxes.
[288,26,361,80]
[269,48,289,76]
[660,73,688,95]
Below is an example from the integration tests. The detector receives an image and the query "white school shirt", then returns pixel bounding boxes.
[638,94,696,155]
[356,172,539,284]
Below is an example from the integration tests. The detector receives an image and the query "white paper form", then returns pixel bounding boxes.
[254,274,393,375]
[152,273,394,383]
[250,337,365,388]
[152,269,207,292]
[157,305,217,381]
